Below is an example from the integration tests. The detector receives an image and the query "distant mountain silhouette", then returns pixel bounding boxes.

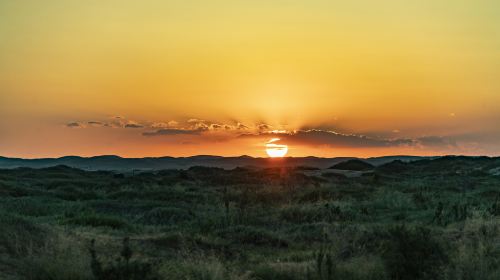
[375,155,500,176]
[0,155,435,171]
[365,155,437,165]
[329,159,374,171]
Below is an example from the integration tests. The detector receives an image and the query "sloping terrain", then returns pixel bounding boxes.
[329,159,374,171]
[0,156,499,279]
[0,155,434,171]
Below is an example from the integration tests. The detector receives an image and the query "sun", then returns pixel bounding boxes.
[265,138,288,158]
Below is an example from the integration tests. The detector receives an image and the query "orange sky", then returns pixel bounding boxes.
[1,1,500,158]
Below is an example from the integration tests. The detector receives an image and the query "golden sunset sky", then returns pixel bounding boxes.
[1,0,499,158]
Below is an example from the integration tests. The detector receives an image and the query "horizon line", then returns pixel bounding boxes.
[1,154,496,161]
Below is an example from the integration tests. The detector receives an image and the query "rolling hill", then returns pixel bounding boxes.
[0,155,434,171]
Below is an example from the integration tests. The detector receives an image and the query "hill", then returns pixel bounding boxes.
[329,159,374,171]
[0,156,499,279]
[0,155,431,171]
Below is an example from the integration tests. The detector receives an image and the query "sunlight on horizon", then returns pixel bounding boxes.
[265,138,289,158]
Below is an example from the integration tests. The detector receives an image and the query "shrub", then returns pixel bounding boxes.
[0,181,33,197]
[137,207,193,225]
[22,234,92,280]
[285,222,332,243]
[280,203,351,223]
[217,225,288,248]
[252,264,306,280]
[52,185,99,201]
[334,256,387,280]
[373,191,414,211]
[314,247,337,280]
[381,225,447,280]
[90,237,159,280]
[159,256,239,280]
[329,160,374,171]
[445,241,500,279]
[0,212,47,256]
[0,197,61,217]
[64,213,130,229]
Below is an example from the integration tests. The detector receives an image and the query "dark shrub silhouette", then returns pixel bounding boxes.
[89,238,159,280]
[329,159,374,171]
[382,225,447,280]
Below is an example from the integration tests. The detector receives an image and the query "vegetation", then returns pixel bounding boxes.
[329,159,374,171]
[0,156,499,279]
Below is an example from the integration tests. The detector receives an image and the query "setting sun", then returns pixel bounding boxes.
[1,1,500,278]
[265,138,288,158]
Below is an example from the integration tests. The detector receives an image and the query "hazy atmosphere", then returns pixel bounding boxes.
[1,0,500,158]
[1,2,500,280]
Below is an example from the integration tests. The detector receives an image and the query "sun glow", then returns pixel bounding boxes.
[265,138,288,158]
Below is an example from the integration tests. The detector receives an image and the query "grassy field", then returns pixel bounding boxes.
[0,157,499,279]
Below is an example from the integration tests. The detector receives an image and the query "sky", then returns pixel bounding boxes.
[1,0,500,158]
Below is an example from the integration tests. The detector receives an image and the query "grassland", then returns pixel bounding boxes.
[0,156,499,279]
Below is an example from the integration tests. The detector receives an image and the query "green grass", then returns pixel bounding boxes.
[0,157,499,279]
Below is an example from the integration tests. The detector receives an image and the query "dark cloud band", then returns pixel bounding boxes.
[142,128,202,136]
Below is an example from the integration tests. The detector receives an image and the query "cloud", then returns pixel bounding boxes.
[151,122,168,128]
[240,129,468,150]
[240,129,415,148]
[65,115,480,153]
[236,123,249,130]
[142,128,203,136]
[66,116,149,129]
[67,116,257,134]
[285,130,415,148]
[151,120,179,128]
[188,118,206,123]
[209,123,223,130]
[168,120,179,127]
[87,121,108,127]
[66,122,83,128]
[125,123,144,128]
[416,136,457,148]
[257,123,272,131]
[186,119,210,131]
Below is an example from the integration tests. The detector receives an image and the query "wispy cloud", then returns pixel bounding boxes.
[416,136,456,148]
[65,116,474,152]
[151,121,178,128]
[124,123,144,128]
[241,129,414,148]
[66,122,82,128]
[142,128,203,136]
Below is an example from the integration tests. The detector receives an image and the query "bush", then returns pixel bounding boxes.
[52,185,99,201]
[0,181,33,197]
[252,264,306,280]
[444,220,500,280]
[313,248,337,280]
[137,207,193,225]
[280,203,352,223]
[64,213,130,229]
[285,222,332,243]
[0,197,61,217]
[381,225,447,280]
[335,256,387,280]
[372,191,414,211]
[22,234,92,280]
[90,238,159,280]
[159,257,230,280]
[0,212,47,256]
[217,225,288,248]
